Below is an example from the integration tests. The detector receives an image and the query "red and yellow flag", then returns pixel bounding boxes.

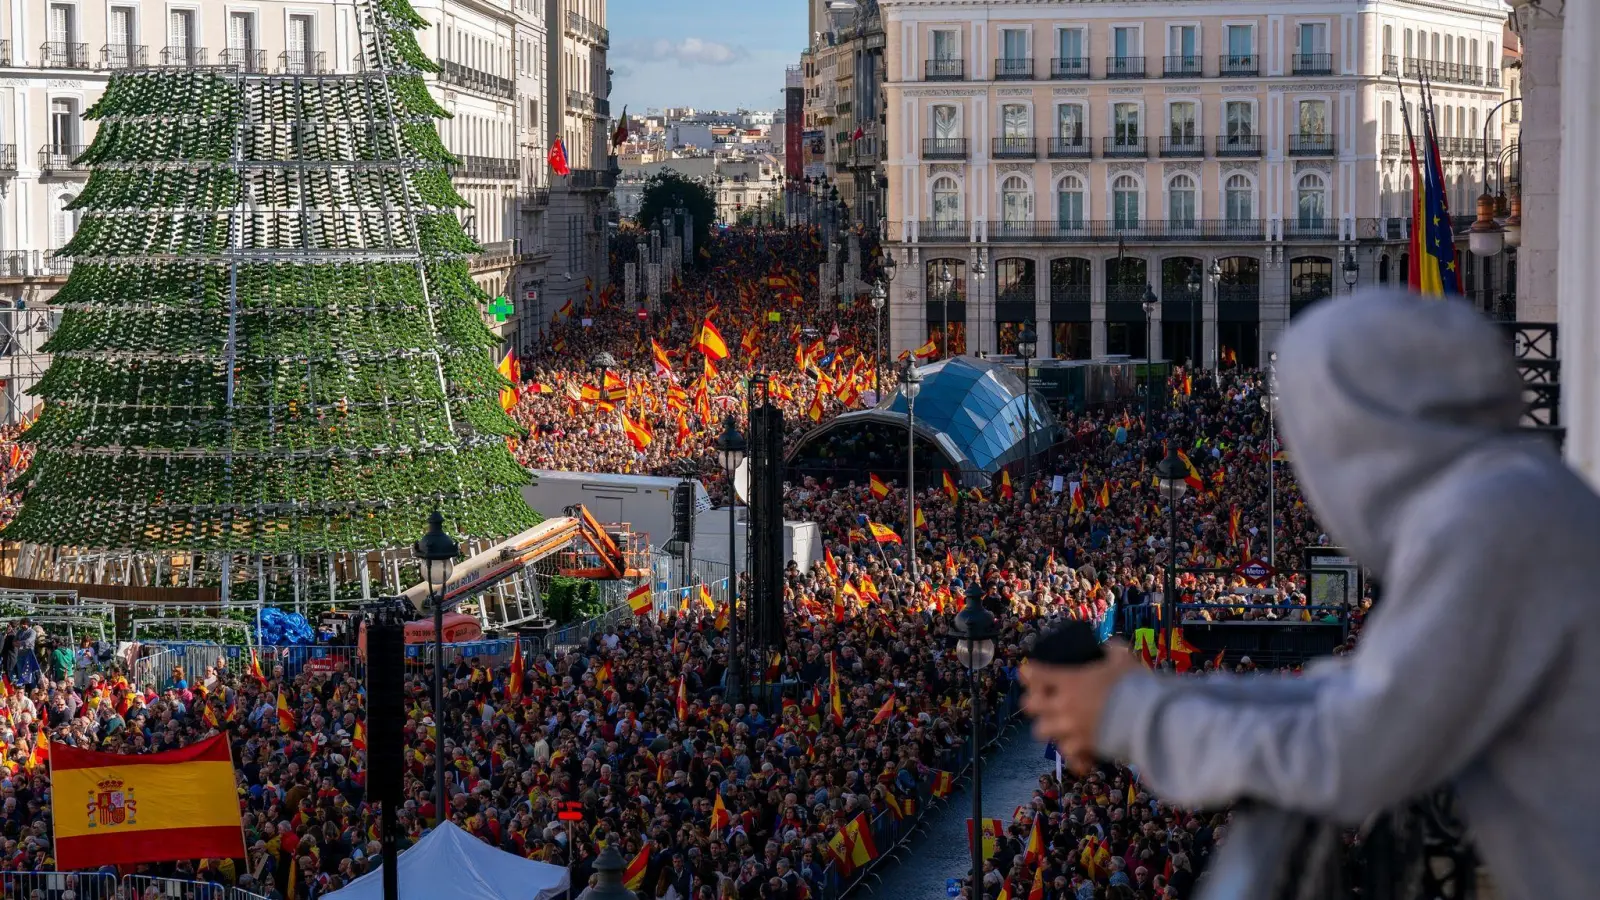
[823,547,839,580]
[627,582,652,616]
[829,654,845,726]
[619,411,653,451]
[276,689,295,733]
[651,339,673,379]
[871,693,896,725]
[868,473,890,500]
[942,471,958,503]
[867,522,900,544]
[913,339,939,360]
[352,722,367,752]
[507,640,525,701]
[248,647,266,684]
[676,672,689,722]
[695,317,729,361]
[710,793,731,830]
[624,846,650,890]
[497,350,520,412]
[51,733,245,869]
[999,470,1014,501]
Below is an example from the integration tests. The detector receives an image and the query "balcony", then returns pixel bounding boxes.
[1047,136,1091,159]
[995,57,1033,80]
[917,220,969,242]
[443,60,515,99]
[1292,53,1333,75]
[0,145,15,175]
[39,41,89,69]
[992,137,1036,159]
[1284,217,1337,240]
[219,48,266,73]
[1216,135,1262,157]
[280,50,326,74]
[450,156,520,180]
[1383,54,1400,77]
[568,168,617,191]
[1102,136,1148,158]
[1383,134,1404,156]
[564,11,610,47]
[925,59,964,81]
[1160,135,1204,158]
[161,46,208,67]
[1106,56,1146,79]
[1287,133,1337,156]
[1219,54,1259,77]
[1163,55,1202,78]
[38,144,88,176]
[1488,69,1501,88]
[1051,56,1089,79]
[100,44,147,69]
[921,138,969,160]
[956,219,1271,244]
[523,187,551,209]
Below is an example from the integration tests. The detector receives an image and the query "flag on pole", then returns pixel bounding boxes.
[695,317,729,360]
[868,473,890,500]
[867,521,901,544]
[547,138,570,176]
[507,641,525,700]
[624,846,649,890]
[276,689,295,733]
[627,583,653,616]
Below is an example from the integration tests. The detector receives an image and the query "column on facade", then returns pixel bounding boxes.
[969,247,992,356]
[1555,0,1599,489]
[1515,0,1562,324]
[1033,255,1051,357]
[1202,279,1219,371]
[1148,275,1164,363]
[1258,248,1291,357]
[1090,252,1107,358]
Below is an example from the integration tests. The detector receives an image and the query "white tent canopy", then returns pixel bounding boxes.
[324,821,569,900]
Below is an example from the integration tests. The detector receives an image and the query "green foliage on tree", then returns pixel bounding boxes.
[636,169,715,264]
[5,0,538,554]
[543,576,606,625]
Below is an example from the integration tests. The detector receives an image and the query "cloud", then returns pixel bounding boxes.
[614,37,748,67]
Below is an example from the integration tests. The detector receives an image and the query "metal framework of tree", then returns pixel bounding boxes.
[3,0,537,563]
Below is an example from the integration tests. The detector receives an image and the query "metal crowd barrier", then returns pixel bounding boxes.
[0,872,269,900]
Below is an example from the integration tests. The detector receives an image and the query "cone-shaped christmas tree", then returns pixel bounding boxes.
[4,0,537,554]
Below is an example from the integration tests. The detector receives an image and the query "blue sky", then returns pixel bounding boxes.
[607,0,804,112]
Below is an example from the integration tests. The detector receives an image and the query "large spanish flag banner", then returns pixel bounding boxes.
[51,733,245,869]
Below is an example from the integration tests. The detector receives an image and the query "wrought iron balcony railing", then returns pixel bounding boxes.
[1160,135,1204,158]
[925,59,964,81]
[1219,54,1258,76]
[1164,55,1202,77]
[1287,133,1337,156]
[995,57,1033,80]
[1051,57,1089,79]
[992,137,1036,159]
[1292,52,1333,76]
[38,144,88,176]
[1106,56,1146,79]
[219,48,266,72]
[1103,136,1148,158]
[160,46,207,67]
[100,44,147,69]
[921,138,969,160]
[280,50,327,74]
[39,41,89,69]
[1047,136,1091,159]
[1216,135,1262,157]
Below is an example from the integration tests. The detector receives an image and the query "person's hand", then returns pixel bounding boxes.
[1020,640,1140,773]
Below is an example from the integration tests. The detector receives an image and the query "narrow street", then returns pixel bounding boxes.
[874,729,1051,898]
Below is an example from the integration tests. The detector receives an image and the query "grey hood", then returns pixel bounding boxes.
[1274,290,1523,572]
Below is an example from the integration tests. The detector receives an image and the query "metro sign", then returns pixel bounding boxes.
[1235,558,1275,586]
[556,801,584,822]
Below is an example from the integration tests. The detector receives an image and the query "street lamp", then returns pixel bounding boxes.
[1467,190,1506,258]
[870,281,887,398]
[950,587,998,900]
[1015,322,1037,487]
[412,510,459,822]
[715,415,747,700]
[1185,269,1201,367]
[585,845,639,900]
[900,362,923,583]
[1207,260,1222,370]
[1152,448,1191,660]
[937,268,955,358]
[1342,249,1359,289]
[1141,294,1157,426]
[1261,351,1279,564]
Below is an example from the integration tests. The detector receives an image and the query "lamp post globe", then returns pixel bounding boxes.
[1342,250,1360,288]
[973,257,987,280]
[412,509,459,823]
[1208,259,1222,287]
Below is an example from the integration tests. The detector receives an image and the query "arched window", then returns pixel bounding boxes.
[931,176,960,226]
[1296,173,1326,229]
[1167,174,1196,228]
[1000,176,1032,229]
[1225,174,1253,224]
[1112,175,1140,229]
[1057,175,1085,230]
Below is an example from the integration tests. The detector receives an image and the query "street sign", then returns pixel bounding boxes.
[1235,559,1276,586]
[557,801,584,822]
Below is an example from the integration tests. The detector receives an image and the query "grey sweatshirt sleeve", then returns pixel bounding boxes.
[1097,507,1566,824]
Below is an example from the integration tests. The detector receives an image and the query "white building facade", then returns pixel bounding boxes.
[878,0,1510,367]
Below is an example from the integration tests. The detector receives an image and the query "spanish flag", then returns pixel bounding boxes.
[1175,449,1205,493]
[627,582,652,617]
[248,647,266,684]
[676,673,689,722]
[867,521,900,544]
[931,770,955,797]
[624,846,650,891]
[710,792,731,830]
[868,473,890,500]
[829,654,845,726]
[942,470,958,503]
[507,641,525,701]
[999,470,1014,501]
[823,546,839,580]
[352,722,367,752]
[651,339,673,379]
[695,317,729,361]
[913,339,939,360]
[497,349,520,412]
[276,689,295,733]
[619,411,653,451]
[914,507,927,529]
[871,693,896,725]
[50,733,245,869]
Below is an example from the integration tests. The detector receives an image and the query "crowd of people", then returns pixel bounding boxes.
[0,222,1357,900]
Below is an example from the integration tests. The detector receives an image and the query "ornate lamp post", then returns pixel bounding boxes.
[901,362,923,582]
[1342,249,1360,291]
[1207,259,1222,369]
[937,268,955,358]
[1016,322,1037,486]
[1152,448,1192,659]
[1141,294,1157,425]
[586,845,639,900]
[870,281,887,398]
[951,589,998,900]
[412,511,459,821]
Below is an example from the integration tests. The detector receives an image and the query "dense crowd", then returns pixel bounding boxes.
[0,223,1352,900]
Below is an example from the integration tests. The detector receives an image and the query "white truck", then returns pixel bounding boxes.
[520,470,710,552]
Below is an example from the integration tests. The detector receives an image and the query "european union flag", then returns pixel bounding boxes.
[1418,118,1462,297]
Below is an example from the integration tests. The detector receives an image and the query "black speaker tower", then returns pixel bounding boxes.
[746,397,786,653]
[366,618,405,900]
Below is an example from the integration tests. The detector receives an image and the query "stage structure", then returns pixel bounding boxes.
[1,0,538,607]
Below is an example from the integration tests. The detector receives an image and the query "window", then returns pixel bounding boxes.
[52,193,79,250]
[228,11,256,60]
[1225,101,1254,139]
[1001,104,1030,138]
[1169,102,1197,139]
[1113,26,1138,58]
[1058,28,1085,62]
[1383,26,1392,59]
[1226,24,1253,57]
[1056,104,1084,141]
[1113,102,1141,143]
[1169,25,1198,58]
[1001,29,1027,62]
[288,14,314,69]
[932,176,960,225]
[1290,256,1333,304]
[1057,175,1085,229]
[1298,23,1327,55]
[1112,175,1140,228]
[1168,174,1197,227]
[1405,29,1413,61]
[1001,177,1032,229]
[108,7,136,66]
[932,105,958,139]
[1383,101,1393,138]
[1297,174,1327,228]
[50,98,76,149]
[1298,99,1327,135]
[48,3,75,45]
[932,30,958,61]
[1225,174,1253,223]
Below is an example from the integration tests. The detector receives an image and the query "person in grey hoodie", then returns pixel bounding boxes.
[1020,289,1600,900]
